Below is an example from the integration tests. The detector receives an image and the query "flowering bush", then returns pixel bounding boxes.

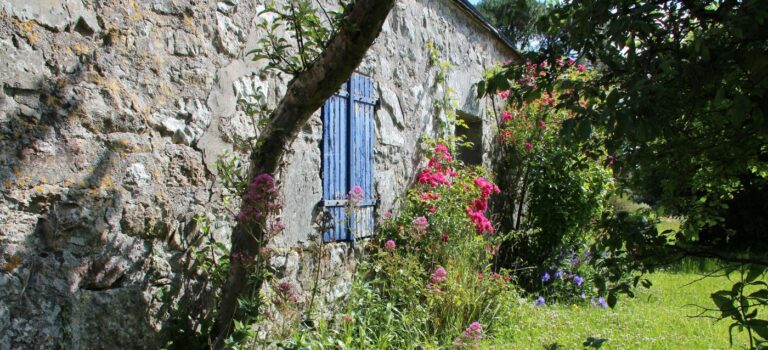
[484,58,614,301]
[324,141,517,348]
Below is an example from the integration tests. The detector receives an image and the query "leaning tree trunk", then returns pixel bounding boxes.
[210,0,396,347]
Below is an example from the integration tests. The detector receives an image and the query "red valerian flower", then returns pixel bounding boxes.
[497,90,510,99]
[432,266,447,283]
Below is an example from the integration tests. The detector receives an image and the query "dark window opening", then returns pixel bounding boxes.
[456,113,483,166]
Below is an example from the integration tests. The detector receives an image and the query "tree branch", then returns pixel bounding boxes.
[210,0,395,347]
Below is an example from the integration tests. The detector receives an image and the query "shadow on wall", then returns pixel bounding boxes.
[0,35,212,350]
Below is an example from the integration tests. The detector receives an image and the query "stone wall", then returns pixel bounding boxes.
[0,0,513,348]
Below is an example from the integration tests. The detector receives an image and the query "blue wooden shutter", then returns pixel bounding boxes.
[322,73,376,242]
[350,73,376,239]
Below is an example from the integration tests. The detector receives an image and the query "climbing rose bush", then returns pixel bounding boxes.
[486,58,614,301]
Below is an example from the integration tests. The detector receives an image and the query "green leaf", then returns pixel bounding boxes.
[711,291,737,317]
[749,289,768,300]
[746,265,765,283]
[748,319,768,340]
[477,80,486,98]
[641,279,653,288]
[576,120,593,140]
[731,94,749,126]
[606,89,619,107]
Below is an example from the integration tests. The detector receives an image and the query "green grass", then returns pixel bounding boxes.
[486,271,764,349]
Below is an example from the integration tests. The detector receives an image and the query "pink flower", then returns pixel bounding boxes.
[500,110,514,123]
[413,216,429,233]
[434,144,453,162]
[454,322,483,347]
[418,168,452,187]
[384,240,396,251]
[419,191,441,201]
[383,211,393,218]
[525,142,533,152]
[467,208,494,234]
[538,120,547,129]
[577,64,586,72]
[348,185,364,203]
[432,266,447,284]
[497,90,510,99]
[419,168,451,187]
[556,58,564,67]
[237,173,280,223]
[568,58,575,66]
[473,177,501,200]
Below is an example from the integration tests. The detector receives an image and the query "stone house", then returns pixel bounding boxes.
[0,0,517,348]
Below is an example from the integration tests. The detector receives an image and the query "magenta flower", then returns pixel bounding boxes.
[467,208,494,234]
[497,90,510,99]
[577,64,586,72]
[524,142,533,152]
[384,240,396,251]
[432,266,447,284]
[473,177,501,200]
[501,110,514,123]
[464,322,483,338]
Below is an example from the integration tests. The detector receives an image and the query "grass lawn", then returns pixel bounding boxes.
[487,271,764,349]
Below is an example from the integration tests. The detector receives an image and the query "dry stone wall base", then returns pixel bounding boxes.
[0,0,512,348]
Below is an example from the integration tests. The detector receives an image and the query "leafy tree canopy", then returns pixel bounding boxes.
[476,0,547,51]
[490,0,768,254]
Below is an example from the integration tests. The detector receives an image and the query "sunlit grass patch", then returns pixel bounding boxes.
[487,272,763,349]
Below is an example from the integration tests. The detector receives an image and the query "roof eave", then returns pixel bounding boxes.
[451,0,523,62]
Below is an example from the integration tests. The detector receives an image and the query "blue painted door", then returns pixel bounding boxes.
[322,73,376,242]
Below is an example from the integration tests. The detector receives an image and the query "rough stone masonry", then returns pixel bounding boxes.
[0,0,514,348]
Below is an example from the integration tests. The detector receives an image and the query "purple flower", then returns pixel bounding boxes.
[598,297,609,308]
[580,292,586,300]
[573,275,584,286]
[541,272,551,282]
[384,240,396,251]
[535,296,546,306]
[554,270,563,280]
